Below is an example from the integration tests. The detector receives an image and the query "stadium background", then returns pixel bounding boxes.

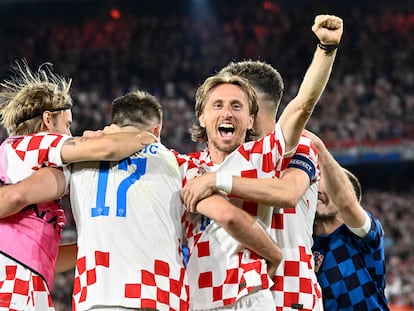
[0,0,413,309]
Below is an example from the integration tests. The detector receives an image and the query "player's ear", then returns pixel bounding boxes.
[198,112,205,128]
[42,111,54,131]
[247,114,254,130]
[153,124,162,139]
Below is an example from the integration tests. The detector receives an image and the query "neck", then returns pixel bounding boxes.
[313,215,343,236]
[262,119,275,137]
[208,148,230,164]
[206,140,239,164]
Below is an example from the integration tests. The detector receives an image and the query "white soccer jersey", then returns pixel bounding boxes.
[70,143,189,311]
[176,122,288,310]
[270,136,323,311]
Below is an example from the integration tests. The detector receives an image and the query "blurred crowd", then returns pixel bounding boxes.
[0,0,413,309]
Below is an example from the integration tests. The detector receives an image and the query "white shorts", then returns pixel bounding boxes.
[0,254,54,311]
[192,289,275,311]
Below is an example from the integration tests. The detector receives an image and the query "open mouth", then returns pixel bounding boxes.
[218,123,235,138]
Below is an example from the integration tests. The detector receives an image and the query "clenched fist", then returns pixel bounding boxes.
[312,14,343,45]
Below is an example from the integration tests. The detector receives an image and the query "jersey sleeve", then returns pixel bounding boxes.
[13,133,71,167]
[1,133,72,184]
[286,135,318,184]
[274,121,290,158]
[172,150,205,187]
[351,212,385,252]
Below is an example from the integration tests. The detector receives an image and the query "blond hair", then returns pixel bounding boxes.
[0,60,73,135]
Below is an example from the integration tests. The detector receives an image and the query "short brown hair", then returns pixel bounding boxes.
[219,60,284,116]
[111,90,162,131]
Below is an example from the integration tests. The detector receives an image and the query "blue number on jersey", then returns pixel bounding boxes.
[91,157,147,217]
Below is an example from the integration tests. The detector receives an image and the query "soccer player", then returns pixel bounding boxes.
[217,59,322,309]
[69,91,281,311]
[180,14,343,310]
[68,91,190,310]
[2,90,282,311]
[0,61,156,310]
[306,130,390,310]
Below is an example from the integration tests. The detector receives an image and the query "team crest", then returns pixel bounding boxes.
[313,251,324,273]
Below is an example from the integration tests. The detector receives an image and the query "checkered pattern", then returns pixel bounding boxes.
[0,133,70,186]
[177,122,290,310]
[312,213,389,310]
[73,252,188,311]
[270,246,322,311]
[0,255,54,311]
[73,251,110,303]
[186,223,271,310]
[3,134,70,182]
[124,260,188,311]
[0,133,71,292]
[269,136,323,310]
[11,133,61,164]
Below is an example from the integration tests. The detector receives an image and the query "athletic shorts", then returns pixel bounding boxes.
[0,254,54,311]
[192,289,275,311]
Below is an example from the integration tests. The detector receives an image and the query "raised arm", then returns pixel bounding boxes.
[304,130,366,228]
[0,167,66,218]
[280,15,343,152]
[60,130,157,163]
[194,194,282,276]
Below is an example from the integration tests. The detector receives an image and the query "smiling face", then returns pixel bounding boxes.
[198,83,254,162]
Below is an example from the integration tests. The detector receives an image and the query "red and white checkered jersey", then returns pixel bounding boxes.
[270,136,323,310]
[176,122,289,310]
[0,133,70,184]
[0,133,71,290]
[70,143,189,311]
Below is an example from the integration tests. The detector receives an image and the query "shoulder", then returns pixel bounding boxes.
[366,211,385,236]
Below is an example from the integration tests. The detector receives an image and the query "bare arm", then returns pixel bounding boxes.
[55,242,78,273]
[280,15,343,152]
[304,130,366,228]
[231,168,310,208]
[182,168,310,212]
[195,194,282,276]
[60,130,157,164]
[0,167,66,218]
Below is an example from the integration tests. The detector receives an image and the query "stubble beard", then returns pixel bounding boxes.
[210,139,239,155]
[315,209,339,222]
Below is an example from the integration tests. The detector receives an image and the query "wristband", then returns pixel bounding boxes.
[317,42,338,54]
[347,211,371,238]
[216,172,233,193]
